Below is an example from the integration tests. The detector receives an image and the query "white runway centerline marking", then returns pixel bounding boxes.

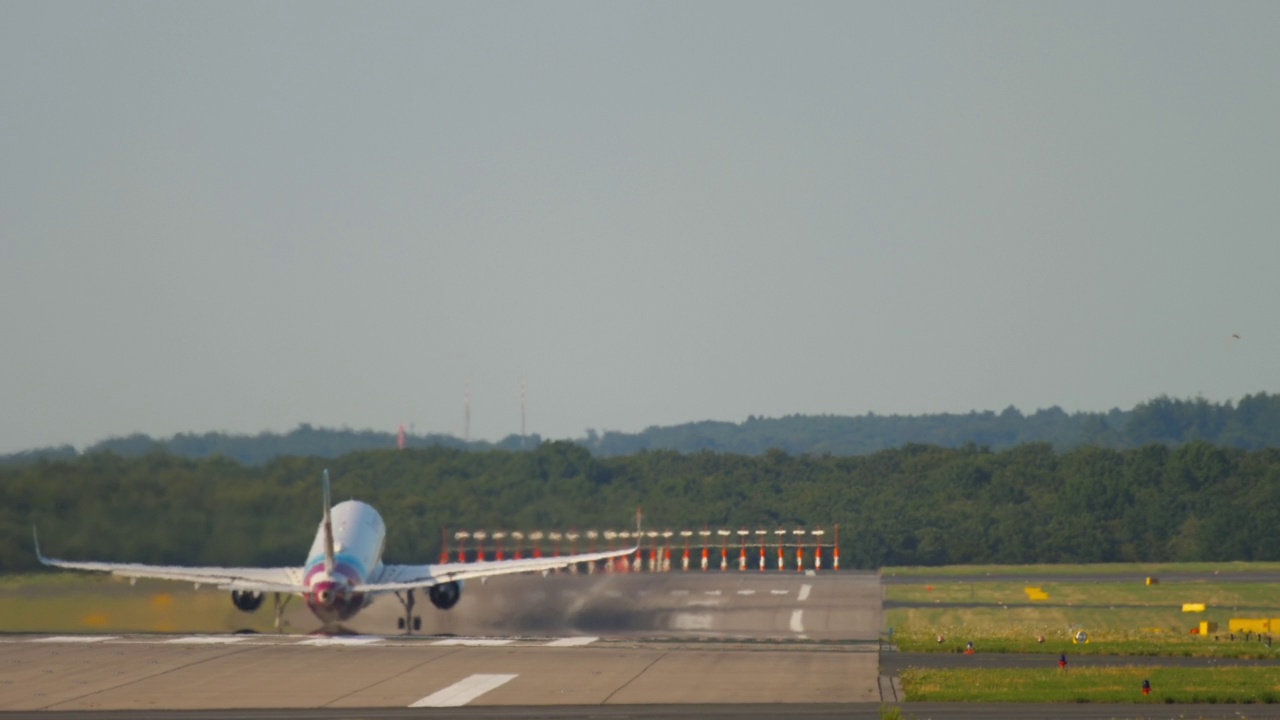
[409,673,517,707]
[790,609,805,633]
[544,636,598,647]
[736,589,756,595]
[30,636,119,643]
[673,613,712,630]
[770,589,789,595]
[165,636,246,644]
[297,636,383,646]
[797,584,812,602]
[430,638,514,647]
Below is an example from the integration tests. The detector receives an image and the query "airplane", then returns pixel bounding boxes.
[34,469,637,634]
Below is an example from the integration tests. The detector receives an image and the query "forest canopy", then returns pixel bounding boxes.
[5,438,1280,573]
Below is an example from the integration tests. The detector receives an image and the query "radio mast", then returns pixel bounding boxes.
[464,378,471,442]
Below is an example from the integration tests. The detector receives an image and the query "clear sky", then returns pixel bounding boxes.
[2,2,1278,454]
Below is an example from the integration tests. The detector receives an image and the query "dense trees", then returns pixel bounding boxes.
[5,438,1280,573]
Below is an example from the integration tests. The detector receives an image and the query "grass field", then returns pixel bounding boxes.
[0,572,302,634]
[886,570,1280,657]
[890,562,1280,704]
[883,561,1280,577]
[903,666,1280,703]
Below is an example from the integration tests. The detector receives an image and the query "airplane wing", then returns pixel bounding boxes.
[363,546,637,593]
[34,529,308,593]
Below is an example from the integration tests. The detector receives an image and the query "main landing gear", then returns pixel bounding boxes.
[272,592,292,633]
[395,589,422,634]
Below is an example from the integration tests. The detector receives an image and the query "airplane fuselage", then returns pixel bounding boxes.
[302,500,385,623]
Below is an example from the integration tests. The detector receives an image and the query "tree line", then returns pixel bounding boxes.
[7,393,1280,467]
[4,439,1280,573]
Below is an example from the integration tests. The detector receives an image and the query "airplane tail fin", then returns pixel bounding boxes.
[322,469,336,574]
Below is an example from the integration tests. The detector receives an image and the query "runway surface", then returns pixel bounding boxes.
[0,572,882,714]
[4,570,1274,719]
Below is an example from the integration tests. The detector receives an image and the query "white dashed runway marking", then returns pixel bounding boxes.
[409,673,517,707]
[790,610,805,633]
[297,636,383,646]
[798,584,812,601]
[165,636,247,644]
[28,635,118,643]
[543,636,598,647]
[430,638,514,647]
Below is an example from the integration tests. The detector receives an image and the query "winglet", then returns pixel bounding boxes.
[322,469,336,574]
[32,526,48,565]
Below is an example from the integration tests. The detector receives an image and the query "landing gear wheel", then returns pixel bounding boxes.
[272,592,292,633]
[394,589,417,636]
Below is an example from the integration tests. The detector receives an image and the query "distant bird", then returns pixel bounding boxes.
[1233,334,1241,340]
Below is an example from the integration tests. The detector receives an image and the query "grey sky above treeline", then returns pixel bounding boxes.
[2,2,1277,454]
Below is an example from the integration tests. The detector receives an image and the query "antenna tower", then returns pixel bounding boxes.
[464,378,471,442]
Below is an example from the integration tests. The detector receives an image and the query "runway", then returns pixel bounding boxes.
[0,572,882,714]
[4,570,1271,719]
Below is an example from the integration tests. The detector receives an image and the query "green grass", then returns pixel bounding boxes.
[887,579,1280,608]
[902,666,1280,703]
[882,561,1280,577]
[0,573,302,634]
[886,576,1280,657]
[889,605,1280,657]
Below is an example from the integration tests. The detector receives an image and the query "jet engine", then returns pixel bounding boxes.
[231,590,265,612]
[428,581,461,610]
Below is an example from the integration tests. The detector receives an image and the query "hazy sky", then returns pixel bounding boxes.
[3,2,1278,454]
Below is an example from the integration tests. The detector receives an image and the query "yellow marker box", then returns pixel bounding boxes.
[1229,618,1270,633]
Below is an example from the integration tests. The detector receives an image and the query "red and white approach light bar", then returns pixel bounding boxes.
[439,525,841,572]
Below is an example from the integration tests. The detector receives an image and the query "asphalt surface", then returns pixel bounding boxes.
[5,570,1280,719]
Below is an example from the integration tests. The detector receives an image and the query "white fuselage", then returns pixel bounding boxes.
[303,500,386,623]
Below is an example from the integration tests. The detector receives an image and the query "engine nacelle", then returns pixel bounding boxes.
[428,581,461,610]
[231,590,265,612]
